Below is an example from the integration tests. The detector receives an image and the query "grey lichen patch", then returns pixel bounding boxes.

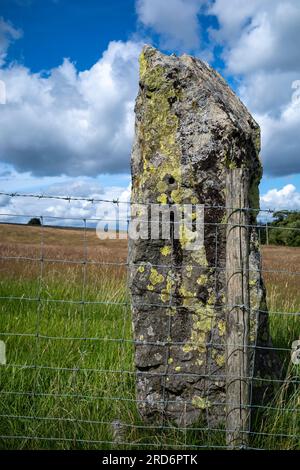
[191,247,208,267]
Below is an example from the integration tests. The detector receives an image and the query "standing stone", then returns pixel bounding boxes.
[129,45,279,427]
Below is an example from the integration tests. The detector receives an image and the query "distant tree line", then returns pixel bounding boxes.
[259,211,300,247]
[28,217,41,226]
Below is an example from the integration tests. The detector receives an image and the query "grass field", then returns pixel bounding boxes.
[0,224,299,449]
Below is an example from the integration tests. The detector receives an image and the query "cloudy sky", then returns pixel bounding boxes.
[0,0,300,223]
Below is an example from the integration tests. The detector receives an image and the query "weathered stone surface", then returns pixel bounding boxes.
[129,45,279,427]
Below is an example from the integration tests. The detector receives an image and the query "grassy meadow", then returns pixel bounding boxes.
[0,224,299,450]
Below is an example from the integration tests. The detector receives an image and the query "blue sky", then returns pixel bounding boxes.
[0,0,300,221]
[0,0,137,72]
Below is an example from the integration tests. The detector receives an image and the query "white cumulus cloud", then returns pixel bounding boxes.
[256,85,300,176]
[261,184,300,211]
[209,0,300,74]
[209,0,300,178]
[0,179,131,229]
[136,0,205,51]
[0,39,142,177]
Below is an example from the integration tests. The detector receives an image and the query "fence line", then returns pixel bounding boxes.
[1,190,300,214]
[0,192,299,450]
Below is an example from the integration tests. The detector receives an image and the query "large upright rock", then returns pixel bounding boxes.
[129,45,278,427]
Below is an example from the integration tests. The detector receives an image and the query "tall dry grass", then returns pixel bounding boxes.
[0,224,299,449]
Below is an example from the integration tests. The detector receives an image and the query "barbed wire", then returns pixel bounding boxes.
[0,190,299,214]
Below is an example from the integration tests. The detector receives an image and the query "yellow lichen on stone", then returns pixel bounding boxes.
[186,265,193,278]
[175,366,181,372]
[147,284,154,291]
[218,320,226,336]
[157,193,168,204]
[220,213,228,225]
[166,307,176,316]
[194,303,214,318]
[196,358,204,366]
[212,349,225,368]
[160,272,174,303]
[141,60,166,90]
[149,268,164,286]
[216,354,225,367]
[170,187,193,204]
[228,161,237,170]
[181,286,216,360]
[157,180,168,192]
[179,224,197,249]
[170,188,182,204]
[194,316,212,333]
[137,51,183,200]
[139,50,147,79]
[192,396,211,409]
[160,292,169,303]
[138,265,145,273]
[183,343,192,353]
[207,293,216,306]
[179,286,196,308]
[196,274,207,286]
[179,286,194,299]
[160,246,172,256]
[168,357,173,365]
[191,246,208,267]
[190,330,206,353]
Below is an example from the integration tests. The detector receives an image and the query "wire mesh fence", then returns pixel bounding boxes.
[0,191,299,450]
